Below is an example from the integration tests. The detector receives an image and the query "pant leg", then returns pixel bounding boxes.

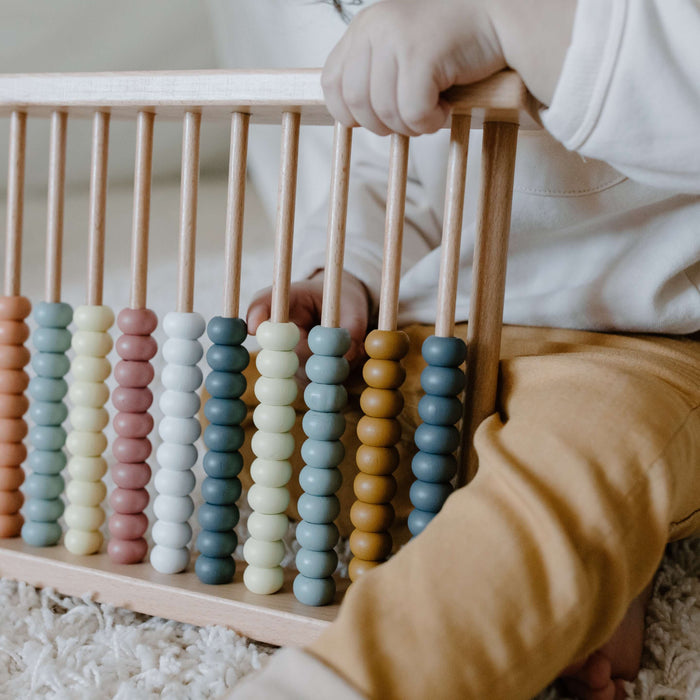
[305,325,700,700]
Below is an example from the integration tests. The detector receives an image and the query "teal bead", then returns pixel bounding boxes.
[205,371,246,399]
[32,352,71,378]
[408,508,435,537]
[207,316,247,346]
[24,473,65,500]
[25,497,64,522]
[196,529,238,558]
[204,397,247,426]
[29,377,68,403]
[301,439,345,469]
[204,424,245,452]
[34,301,73,329]
[195,554,235,585]
[307,326,351,357]
[302,411,346,441]
[22,520,62,547]
[410,480,452,513]
[28,449,66,474]
[414,423,461,455]
[304,354,349,385]
[420,365,465,396]
[421,335,466,367]
[198,503,240,532]
[206,344,249,372]
[303,382,348,413]
[202,450,243,479]
[296,521,339,552]
[297,494,340,524]
[418,394,463,426]
[29,401,68,427]
[29,425,67,452]
[293,574,335,606]
[201,476,242,505]
[33,327,72,353]
[296,548,337,578]
[411,452,457,483]
[299,466,342,497]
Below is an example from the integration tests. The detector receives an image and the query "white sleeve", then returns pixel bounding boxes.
[541,0,700,192]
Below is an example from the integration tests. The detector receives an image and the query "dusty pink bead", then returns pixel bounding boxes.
[112,387,153,413]
[110,487,149,514]
[114,360,154,388]
[116,334,157,361]
[113,436,152,463]
[114,412,154,439]
[109,511,148,539]
[108,537,148,564]
[112,462,151,489]
[117,308,158,336]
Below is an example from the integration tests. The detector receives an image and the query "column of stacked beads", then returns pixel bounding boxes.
[22,301,72,546]
[349,329,409,581]
[293,325,349,606]
[0,295,31,538]
[151,310,204,574]
[243,319,299,595]
[408,335,466,536]
[64,304,114,555]
[107,308,158,564]
[196,316,248,585]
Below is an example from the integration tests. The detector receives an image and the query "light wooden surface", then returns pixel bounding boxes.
[45,111,67,304]
[4,111,26,297]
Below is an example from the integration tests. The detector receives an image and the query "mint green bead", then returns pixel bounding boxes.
[29,401,68,426]
[32,352,71,378]
[33,328,71,353]
[22,521,62,547]
[29,425,67,451]
[26,497,64,523]
[28,449,67,474]
[29,377,68,403]
[34,301,72,328]
[304,354,349,385]
[24,473,65,500]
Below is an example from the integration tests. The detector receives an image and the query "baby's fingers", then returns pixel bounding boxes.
[246,288,273,335]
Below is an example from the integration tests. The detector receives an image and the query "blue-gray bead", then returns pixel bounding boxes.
[410,480,452,513]
[295,521,339,552]
[205,371,246,399]
[22,520,62,547]
[203,450,243,479]
[195,554,235,585]
[421,335,466,367]
[201,476,242,506]
[196,529,238,558]
[33,327,72,353]
[25,497,64,523]
[198,503,240,532]
[206,344,249,373]
[207,316,247,346]
[420,365,465,396]
[204,397,247,426]
[32,352,71,379]
[293,573,335,606]
[303,382,348,413]
[302,411,345,441]
[299,466,342,497]
[408,508,435,537]
[414,423,461,455]
[411,451,457,483]
[307,326,351,357]
[29,377,68,403]
[418,394,463,426]
[34,301,73,329]
[24,473,65,500]
[29,425,67,452]
[28,449,66,474]
[204,424,245,453]
[29,401,68,427]
[304,354,349,385]
[296,547,338,578]
[301,439,345,469]
[297,494,340,524]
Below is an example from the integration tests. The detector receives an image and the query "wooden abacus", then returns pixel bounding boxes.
[0,69,530,647]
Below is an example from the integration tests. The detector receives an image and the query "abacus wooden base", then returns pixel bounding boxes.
[0,538,341,648]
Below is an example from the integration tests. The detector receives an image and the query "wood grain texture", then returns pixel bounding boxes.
[45,111,67,304]
[87,111,110,307]
[4,111,26,297]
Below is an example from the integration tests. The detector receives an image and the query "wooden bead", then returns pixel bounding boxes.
[256,349,299,379]
[420,365,466,397]
[355,445,400,475]
[207,344,249,372]
[156,443,198,471]
[409,480,452,513]
[296,548,337,579]
[22,521,62,547]
[113,411,153,439]
[68,381,109,408]
[113,437,152,464]
[31,352,70,379]
[301,439,345,469]
[408,508,435,537]
[196,529,237,558]
[197,503,239,532]
[296,521,339,552]
[150,544,190,574]
[411,452,458,483]
[0,320,29,344]
[204,370,245,399]
[163,311,205,340]
[364,329,410,360]
[203,424,244,452]
[158,416,201,445]
[117,307,158,335]
[28,449,66,474]
[0,466,24,490]
[30,377,68,403]
[307,325,351,357]
[414,423,461,455]
[25,498,63,523]
[162,365,203,393]
[348,557,380,582]
[112,462,151,489]
[34,301,72,328]
[360,388,404,418]
[71,356,111,382]
[299,466,342,497]
[0,394,28,419]
[247,512,289,541]
[68,456,107,482]
[297,493,340,524]
[251,431,294,461]
[362,359,406,389]
[108,538,148,565]
[163,337,204,365]
[0,345,30,369]
[293,574,335,607]
[33,328,71,353]
[256,321,299,352]
[29,401,66,428]
[0,513,23,537]
[421,334,467,367]
[303,382,348,413]
[247,484,290,515]
[24,473,63,500]
[0,369,28,394]
[349,530,392,561]
[0,418,27,442]
[253,376,297,406]
[252,404,295,433]
[154,469,196,498]
[73,305,114,332]
[116,334,158,361]
[356,416,402,447]
[64,529,103,555]
[108,512,148,539]
[0,295,31,320]
[195,555,235,585]
[418,394,463,426]
[160,390,201,419]
[112,386,153,413]
[243,538,285,568]
[114,360,154,388]
[249,458,292,489]
[28,425,64,451]
[350,501,394,533]
[202,450,243,479]
[66,479,107,507]
[0,489,23,512]
[353,473,397,504]
[66,431,108,458]
[0,442,26,467]
[302,410,345,442]
[243,565,284,595]
[153,494,194,522]
[151,520,192,549]
[304,354,349,385]
[207,316,247,346]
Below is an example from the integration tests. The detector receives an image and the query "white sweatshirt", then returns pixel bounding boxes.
[209,0,700,335]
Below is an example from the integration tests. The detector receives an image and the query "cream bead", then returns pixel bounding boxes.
[243,538,285,568]
[66,431,108,458]
[68,456,108,481]
[150,544,190,574]
[247,512,289,541]
[65,529,103,555]
[74,305,115,332]
[243,564,284,595]
[159,390,201,419]
[158,416,201,445]
[69,381,110,408]
[152,520,192,549]
[153,494,194,522]
[71,356,111,382]
[154,468,196,497]
[251,431,295,461]
[64,504,105,531]
[247,484,290,515]
[254,376,298,406]
[69,406,109,433]
[256,349,299,379]
[66,479,107,507]
[252,404,296,433]
[163,311,205,340]
[72,330,113,357]
[161,364,203,392]
[156,442,198,471]
[256,321,300,352]
[250,458,293,488]
[162,337,204,365]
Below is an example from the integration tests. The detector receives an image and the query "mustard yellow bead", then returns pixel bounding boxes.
[362,359,406,389]
[360,387,404,418]
[349,529,392,561]
[353,472,397,504]
[355,445,400,475]
[364,330,410,360]
[356,416,402,447]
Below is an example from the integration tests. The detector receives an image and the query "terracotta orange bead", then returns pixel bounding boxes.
[349,529,392,561]
[348,557,380,582]
[0,394,28,418]
[0,418,27,442]
[356,416,402,447]
[353,473,397,504]
[0,442,26,467]
[0,513,23,537]
[0,489,24,513]
[350,501,394,532]
[0,321,29,344]
[0,345,30,370]
[355,445,400,475]
[364,329,410,360]
[0,369,28,394]
[362,359,406,389]
[360,387,404,418]
[0,466,24,490]
[0,296,31,321]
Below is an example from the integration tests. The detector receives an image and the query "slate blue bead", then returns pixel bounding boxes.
[204,397,247,426]
[32,352,71,378]
[25,497,64,522]
[408,508,435,537]
[302,411,345,441]
[195,554,235,585]
[303,382,348,413]
[24,473,65,500]
[34,301,73,328]
[421,335,467,367]
[29,401,68,427]
[198,503,240,531]
[201,476,242,506]
[418,394,463,426]
[410,480,452,513]
[307,325,351,357]
[29,426,67,452]
[304,354,349,385]
[414,423,461,454]
[299,466,342,497]
[196,529,238,558]
[204,424,245,452]
[33,327,72,353]
[293,573,335,606]
[205,371,246,399]
[203,450,243,479]
[206,344,249,372]
[295,521,339,552]
[28,449,66,474]
[22,520,62,547]
[207,316,247,346]
[296,547,338,578]
[297,494,340,524]
[420,365,465,396]
[411,451,457,483]
[29,377,68,403]
[301,439,345,468]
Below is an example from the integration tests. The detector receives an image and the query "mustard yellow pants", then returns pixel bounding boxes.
[233,324,700,699]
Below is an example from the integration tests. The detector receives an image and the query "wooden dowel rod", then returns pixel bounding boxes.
[130,111,155,310]
[4,111,26,297]
[435,115,471,338]
[87,111,110,307]
[270,111,300,324]
[45,111,67,303]
[457,120,518,487]
[176,111,201,314]
[223,112,250,319]
[377,133,409,331]
[321,123,353,329]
